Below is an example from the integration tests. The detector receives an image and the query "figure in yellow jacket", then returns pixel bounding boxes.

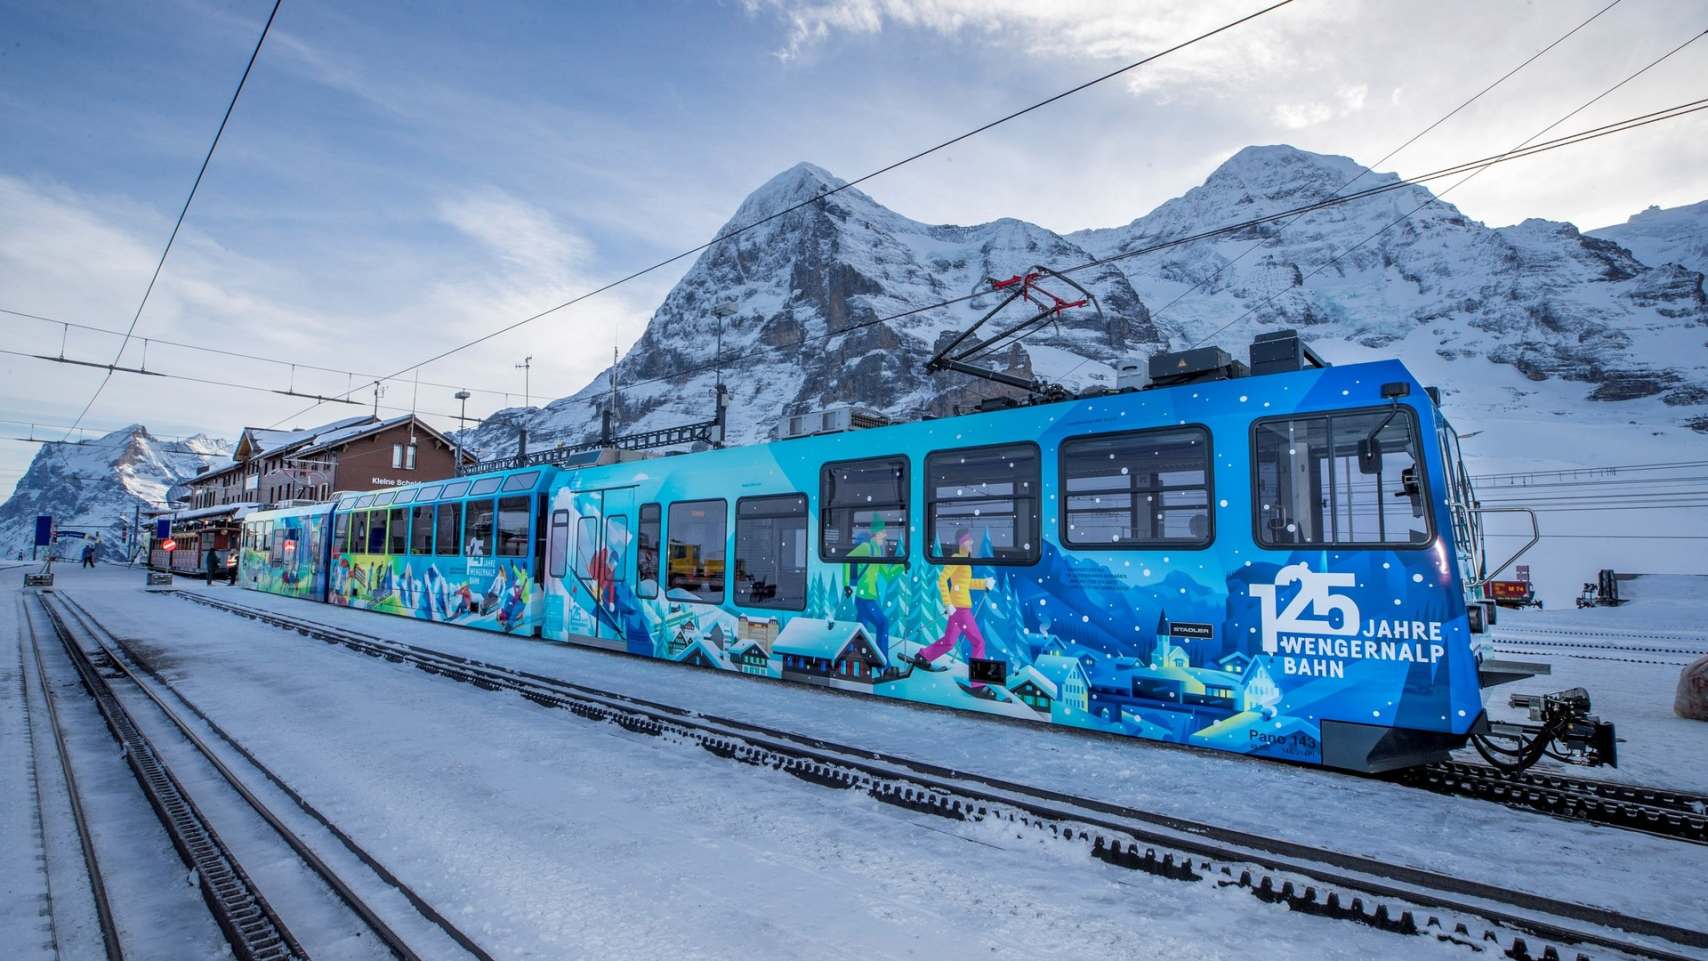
[908,529,993,688]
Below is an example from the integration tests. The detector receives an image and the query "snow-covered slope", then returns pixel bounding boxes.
[1588,199,1708,279]
[0,426,229,562]
[470,147,1707,461]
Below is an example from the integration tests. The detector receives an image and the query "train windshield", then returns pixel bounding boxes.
[1254,408,1431,547]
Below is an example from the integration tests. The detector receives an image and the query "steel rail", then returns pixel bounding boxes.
[32,593,308,961]
[18,595,124,961]
[54,593,497,961]
[177,590,1708,961]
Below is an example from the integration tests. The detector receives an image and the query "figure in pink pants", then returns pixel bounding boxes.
[908,529,992,687]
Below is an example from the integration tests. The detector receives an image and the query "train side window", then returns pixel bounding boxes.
[573,516,598,579]
[636,503,661,598]
[410,505,434,555]
[333,513,348,554]
[440,481,469,499]
[1254,408,1430,548]
[1062,427,1212,549]
[548,510,570,578]
[375,491,396,506]
[734,494,808,610]
[350,512,369,555]
[496,496,530,557]
[819,456,908,563]
[502,470,540,492]
[388,508,407,555]
[366,510,388,554]
[466,501,495,556]
[435,502,460,556]
[926,443,1039,564]
[469,477,501,496]
[270,527,285,564]
[667,499,726,604]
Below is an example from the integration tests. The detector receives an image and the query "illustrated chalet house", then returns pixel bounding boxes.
[1005,654,1092,716]
[728,638,773,676]
[671,634,732,671]
[737,615,780,647]
[774,619,887,687]
[669,625,696,658]
[183,413,472,509]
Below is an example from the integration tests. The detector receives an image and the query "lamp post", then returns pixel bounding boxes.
[454,389,471,473]
[515,356,533,409]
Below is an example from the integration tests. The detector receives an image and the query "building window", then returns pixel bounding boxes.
[637,503,660,598]
[392,444,404,469]
[667,500,726,604]
[435,502,460,556]
[1254,408,1430,547]
[734,494,807,610]
[925,443,1039,564]
[548,510,569,578]
[410,505,433,555]
[466,501,494,556]
[1062,427,1212,549]
[819,456,907,562]
[405,443,417,471]
[496,496,529,557]
[366,510,387,554]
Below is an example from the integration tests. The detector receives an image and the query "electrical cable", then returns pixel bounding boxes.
[63,0,284,440]
[265,1,1301,429]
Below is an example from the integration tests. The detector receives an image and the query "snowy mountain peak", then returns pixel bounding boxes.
[1588,199,1708,277]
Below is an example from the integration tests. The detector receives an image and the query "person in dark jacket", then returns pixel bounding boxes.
[205,547,229,584]
[81,543,96,568]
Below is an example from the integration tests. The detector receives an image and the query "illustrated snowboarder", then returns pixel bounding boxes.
[907,529,998,699]
[843,516,904,658]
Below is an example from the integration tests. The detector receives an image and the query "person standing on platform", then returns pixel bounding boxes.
[81,543,96,568]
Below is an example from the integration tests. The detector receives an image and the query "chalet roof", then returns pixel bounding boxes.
[1031,654,1089,689]
[237,415,374,460]
[727,638,769,658]
[1006,664,1057,698]
[671,636,732,669]
[295,414,469,459]
[773,618,883,664]
[162,502,262,522]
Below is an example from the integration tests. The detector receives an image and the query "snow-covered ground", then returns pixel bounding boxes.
[5,564,1699,961]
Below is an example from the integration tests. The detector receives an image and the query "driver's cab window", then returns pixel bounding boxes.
[1254,408,1430,547]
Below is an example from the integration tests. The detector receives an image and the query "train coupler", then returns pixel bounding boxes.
[1475,687,1617,773]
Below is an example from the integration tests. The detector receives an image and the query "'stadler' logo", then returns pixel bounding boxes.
[1249,562,1444,678]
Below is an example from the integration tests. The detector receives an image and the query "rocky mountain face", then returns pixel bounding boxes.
[469,146,1708,458]
[0,426,229,562]
[1588,199,1708,280]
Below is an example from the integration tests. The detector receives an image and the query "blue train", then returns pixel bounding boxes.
[240,338,1542,773]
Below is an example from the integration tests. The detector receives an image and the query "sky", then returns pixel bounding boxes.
[1,0,1705,502]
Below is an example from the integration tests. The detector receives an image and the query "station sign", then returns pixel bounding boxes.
[156,518,172,540]
[35,514,52,546]
[1516,565,1531,582]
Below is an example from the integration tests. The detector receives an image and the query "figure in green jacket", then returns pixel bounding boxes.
[844,516,904,658]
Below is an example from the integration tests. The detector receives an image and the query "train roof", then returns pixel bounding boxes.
[333,462,552,510]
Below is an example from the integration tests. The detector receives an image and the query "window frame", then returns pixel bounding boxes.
[434,501,461,556]
[387,507,407,555]
[409,504,434,555]
[666,498,728,605]
[1059,425,1215,551]
[1248,403,1435,552]
[636,502,661,599]
[548,509,570,578]
[817,454,910,566]
[469,476,501,496]
[733,493,810,610]
[465,499,496,556]
[495,495,531,558]
[924,441,1041,567]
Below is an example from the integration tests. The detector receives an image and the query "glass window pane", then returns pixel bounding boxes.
[548,511,569,578]
[926,444,1038,563]
[350,512,367,554]
[470,477,501,496]
[440,481,469,499]
[365,510,387,553]
[410,506,433,555]
[393,488,416,505]
[637,503,661,598]
[375,491,396,506]
[574,517,599,579]
[497,496,529,557]
[819,457,907,561]
[734,494,808,609]
[1063,428,1211,548]
[416,485,442,501]
[387,508,406,554]
[502,470,540,492]
[466,501,494,556]
[333,513,348,552]
[435,503,460,556]
[1254,410,1430,547]
[667,500,726,604]
[354,495,374,508]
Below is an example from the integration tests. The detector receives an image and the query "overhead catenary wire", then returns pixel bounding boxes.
[265,1,1301,430]
[0,307,514,400]
[62,0,285,440]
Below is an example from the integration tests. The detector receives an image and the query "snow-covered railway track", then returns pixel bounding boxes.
[175,590,1708,961]
[16,595,124,961]
[1396,762,1708,843]
[35,592,496,961]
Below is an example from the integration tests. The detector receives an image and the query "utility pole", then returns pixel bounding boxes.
[711,303,737,387]
[516,356,533,409]
[372,381,385,418]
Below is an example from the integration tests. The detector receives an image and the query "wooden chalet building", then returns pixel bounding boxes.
[184,414,473,509]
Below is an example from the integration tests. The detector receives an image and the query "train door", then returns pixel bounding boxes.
[552,486,641,650]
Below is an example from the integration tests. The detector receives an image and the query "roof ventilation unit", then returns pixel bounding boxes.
[1248,329,1327,376]
[774,404,890,441]
[1146,346,1249,389]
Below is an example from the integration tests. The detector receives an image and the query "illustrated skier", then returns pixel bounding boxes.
[843,516,904,658]
[907,529,997,698]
